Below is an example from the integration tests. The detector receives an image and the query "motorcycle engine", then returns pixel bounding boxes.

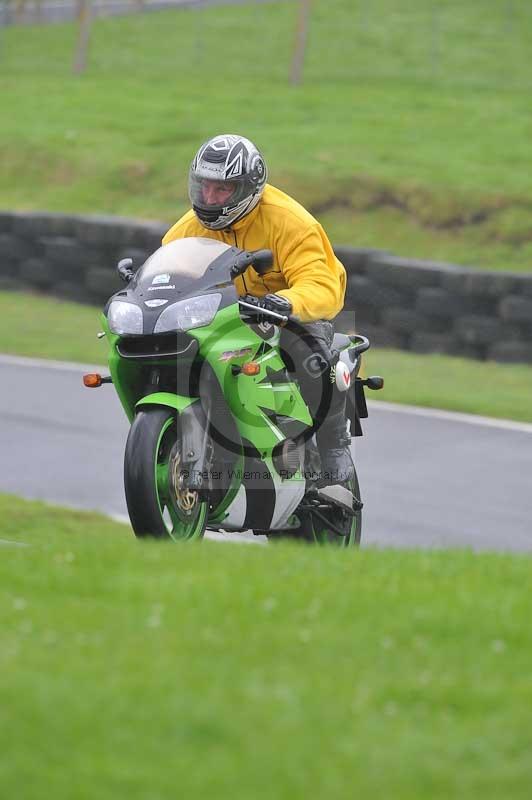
[272,440,303,480]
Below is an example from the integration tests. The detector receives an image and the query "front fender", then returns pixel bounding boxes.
[135,393,199,413]
[135,393,212,496]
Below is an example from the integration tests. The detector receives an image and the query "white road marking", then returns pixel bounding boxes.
[205,530,266,545]
[109,513,131,525]
[110,513,264,544]
[367,399,532,435]
[0,353,103,373]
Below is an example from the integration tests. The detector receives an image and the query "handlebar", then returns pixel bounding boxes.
[238,298,290,326]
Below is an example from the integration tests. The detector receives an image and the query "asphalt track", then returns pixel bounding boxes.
[1,354,532,552]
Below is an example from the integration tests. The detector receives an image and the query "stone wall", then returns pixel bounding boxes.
[1,210,531,363]
[336,248,532,363]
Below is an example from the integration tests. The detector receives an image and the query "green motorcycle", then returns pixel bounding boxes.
[88,238,382,545]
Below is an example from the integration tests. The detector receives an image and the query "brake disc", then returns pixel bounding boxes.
[170,447,197,515]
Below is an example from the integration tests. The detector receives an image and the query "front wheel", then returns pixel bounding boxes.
[124,407,208,541]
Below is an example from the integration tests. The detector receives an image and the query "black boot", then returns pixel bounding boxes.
[315,409,354,487]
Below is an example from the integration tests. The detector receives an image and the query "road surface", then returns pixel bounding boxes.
[1,354,532,551]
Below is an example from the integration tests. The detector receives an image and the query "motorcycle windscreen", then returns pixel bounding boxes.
[135,238,233,290]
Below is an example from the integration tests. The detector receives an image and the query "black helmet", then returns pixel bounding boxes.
[189,134,268,230]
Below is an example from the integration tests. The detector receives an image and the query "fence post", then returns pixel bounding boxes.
[14,0,27,24]
[430,3,441,79]
[290,0,311,86]
[73,0,92,74]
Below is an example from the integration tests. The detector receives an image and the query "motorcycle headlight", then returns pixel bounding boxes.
[154,293,222,334]
[108,301,143,335]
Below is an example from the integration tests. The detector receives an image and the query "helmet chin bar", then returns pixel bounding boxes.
[193,193,258,231]
[193,204,220,224]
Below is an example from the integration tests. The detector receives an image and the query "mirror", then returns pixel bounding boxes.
[251,250,274,275]
[230,249,273,280]
[117,257,134,283]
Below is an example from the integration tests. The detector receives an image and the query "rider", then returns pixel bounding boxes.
[162,134,353,486]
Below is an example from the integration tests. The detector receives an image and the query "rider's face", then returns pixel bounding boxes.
[201,179,236,206]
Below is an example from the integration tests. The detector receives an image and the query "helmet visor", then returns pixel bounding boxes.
[189,173,252,213]
[190,176,234,209]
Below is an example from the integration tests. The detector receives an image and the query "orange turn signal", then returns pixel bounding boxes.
[83,373,103,388]
[241,362,260,376]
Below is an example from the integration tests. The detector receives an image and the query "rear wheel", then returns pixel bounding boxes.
[297,441,362,546]
[266,477,362,547]
[265,443,362,546]
[300,469,362,547]
[124,407,208,540]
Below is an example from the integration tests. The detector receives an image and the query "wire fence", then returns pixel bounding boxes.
[1,0,531,90]
[0,0,285,26]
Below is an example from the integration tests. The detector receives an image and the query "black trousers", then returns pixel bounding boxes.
[279,320,346,441]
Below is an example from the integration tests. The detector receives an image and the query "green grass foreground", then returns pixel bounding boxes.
[2,1,532,270]
[1,492,532,798]
[2,290,532,423]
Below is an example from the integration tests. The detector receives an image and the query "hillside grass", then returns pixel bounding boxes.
[0,290,106,364]
[1,1,532,270]
[1,492,532,799]
[1,290,532,422]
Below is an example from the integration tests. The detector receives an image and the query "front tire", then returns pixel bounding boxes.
[124,407,208,541]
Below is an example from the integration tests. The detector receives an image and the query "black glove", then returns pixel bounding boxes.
[241,294,292,325]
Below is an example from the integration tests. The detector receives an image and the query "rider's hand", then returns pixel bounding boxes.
[241,293,292,324]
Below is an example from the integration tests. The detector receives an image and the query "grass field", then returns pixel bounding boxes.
[2,1,532,270]
[1,492,532,798]
[2,290,532,423]
[3,10,531,787]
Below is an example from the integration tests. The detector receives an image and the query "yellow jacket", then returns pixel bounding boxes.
[162,183,346,323]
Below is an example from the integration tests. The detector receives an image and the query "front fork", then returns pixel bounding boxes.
[179,398,212,496]
[143,364,212,495]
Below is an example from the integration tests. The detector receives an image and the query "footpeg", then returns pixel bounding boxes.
[315,484,354,513]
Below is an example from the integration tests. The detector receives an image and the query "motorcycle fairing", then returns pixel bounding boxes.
[192,305,312,453]
[102,238,326,532]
